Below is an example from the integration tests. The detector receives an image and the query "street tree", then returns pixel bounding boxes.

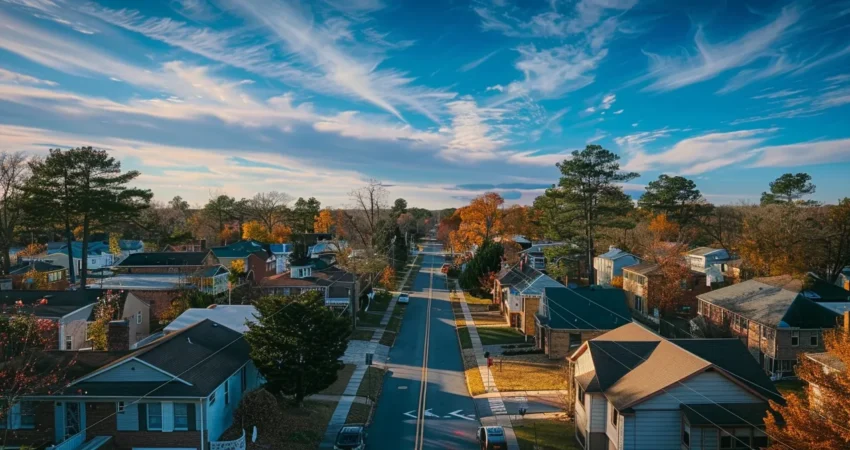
[0,152,29,273]
[342,180,388,248]
[760,172,817,205]
[638,175,710,227]
[245,291,350,406]
[24,148,151,287]
[538,145,638,284]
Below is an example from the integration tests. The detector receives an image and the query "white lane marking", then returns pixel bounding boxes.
[449,410,476,421]
[405,410,418,419]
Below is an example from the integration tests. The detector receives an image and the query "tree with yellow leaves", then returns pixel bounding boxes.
[109,234,122,256]
[314,209,334,234]
[449,192,504,251]
[271,224,292,243]
[242,220,271,242]
[22,266,48,289]
[765,327,850,450]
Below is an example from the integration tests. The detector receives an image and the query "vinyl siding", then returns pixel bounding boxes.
[701,427,718,449]
[633,371,762,410]
[605,402,618,449]
[205,364,254,441]
[576,396,589,435]
[61,304,95,350]
[633,410,680,450]
[85,360,173,383]
[590,394,607,432]
[117,402,139,431]
[688,426,703,450]
[623,416,636,449]
[575,351,594,376]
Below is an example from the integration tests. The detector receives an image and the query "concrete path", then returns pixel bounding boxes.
[474,390,569,399]
[455,280,519,450]
[310,394,374,405]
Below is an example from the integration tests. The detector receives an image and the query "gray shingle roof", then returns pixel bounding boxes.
[540,286,630,330]
[0,289,104,318]
[622,262,660,275]
[117,252,210,267]
[687,247,724,257]
[514,272,562,296]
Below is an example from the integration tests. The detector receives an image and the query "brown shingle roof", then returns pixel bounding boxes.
[622,262,660,275]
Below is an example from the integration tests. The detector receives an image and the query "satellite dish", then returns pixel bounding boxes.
[252,426,258,443]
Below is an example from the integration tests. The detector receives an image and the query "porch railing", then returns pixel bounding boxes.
[49,431,85,450]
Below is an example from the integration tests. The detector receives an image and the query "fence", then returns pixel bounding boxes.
[210,429,246,450]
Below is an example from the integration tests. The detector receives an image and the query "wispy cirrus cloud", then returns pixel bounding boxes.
[459,49,501,72]
[0,68,57,86]
[749,137,850,168]
[440,98,509,161]
[506,150,572,166]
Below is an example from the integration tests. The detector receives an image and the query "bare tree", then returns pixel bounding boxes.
[243,191,293,233]
[0,152,29,272]
[343,180,388,249]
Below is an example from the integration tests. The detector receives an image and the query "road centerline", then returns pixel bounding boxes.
[414,250,435,450]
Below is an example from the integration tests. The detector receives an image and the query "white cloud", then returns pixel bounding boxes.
[613,109,624,114]
[731,83,850,124]
[751,89,806,99]
[631,122,638,127]
[614,128,680,153]
[459,49,501,72]
[622,128,778,174]
[749,138,850,168]
[507,150,571,166]
[0,68,57,86]
[313,111,444,145]
[486,84,505,92]
[641,5,800,92]
[440,98,509,161]
[586,130,608,143]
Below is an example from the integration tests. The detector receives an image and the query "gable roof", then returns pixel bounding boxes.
[697,279,841,327]
[758,274,850,302]
[572,323,781,410]
[806,352,846,372]
[622,262,660,276]
[541,286,630,330]
[117,252,210,267]
[687,247,726,257]
[193,265,229,278]
[164,305,257,334]
[0,289,104,318]
[497,262,539,286]
[48,241,110,258]
[66,319,250,397]
[514,271,562,296]
[8,260,66,274]
[597,247,635,261]
[210,240,269,258]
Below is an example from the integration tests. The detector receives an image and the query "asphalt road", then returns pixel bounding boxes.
[368,242,479,450]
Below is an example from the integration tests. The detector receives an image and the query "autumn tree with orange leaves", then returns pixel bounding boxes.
[765,326,850,450]
[314,208,335,234]
[450,192,504,252]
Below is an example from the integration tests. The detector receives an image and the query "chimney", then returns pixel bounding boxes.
[107,319,130,351]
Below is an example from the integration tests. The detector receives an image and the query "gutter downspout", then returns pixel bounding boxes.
[200,399,205,450]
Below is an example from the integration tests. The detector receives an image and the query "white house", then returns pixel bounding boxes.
[569,323,783,450]
[686,247,731,273]
[593,247,640,286]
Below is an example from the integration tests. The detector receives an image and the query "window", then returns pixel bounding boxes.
[577,386,585,407]
[753,429,768,448]
[810,334,819,347]
[65,335,73,350]
[682,423,691,448]
[610,406,618,427]
[761,326,767,339]
[20,402,35,429]
[173,403,189,431]
[720,432,733,449]
[147,403,163,431]
[634,296,644,313]
[224,380,230,405]
[241,366,247,392]
[116,401,125,414]
[209,391,216,406]
[136,311,143,325]
[791,331,799,347]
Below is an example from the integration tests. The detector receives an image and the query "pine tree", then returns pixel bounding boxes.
[244,291,350,406]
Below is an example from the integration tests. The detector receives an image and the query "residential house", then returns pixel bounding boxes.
[697,278,844,377]
[259,261,359,310]
[593,247,640,286]
[269,243,293,274]
[535,286,630,359]
[805,315,848,413]
[44,240,144,274]
[5,319,262,450]
[686,247,731,274]
[163,239,208,252]
[309,240,345,259]
[569,323,784,450]
[6,260,69,290]
[0,290,103,350]
[111,251,228,297]
[622,262,711,321]
[517,242,564,271]
[209,240,274,282]
[836,266,850,291]
[114,240,145,263]
[498,262,562,336]
[113,252,215,274]
[493,260,540,307]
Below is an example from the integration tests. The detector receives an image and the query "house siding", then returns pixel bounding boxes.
[205,364,255,441]
[605,402,618,449]
[61,304,95,350]
[576,393,589,436]
[634,371,762,409]
[129,290,185,322]
[86,360,174,383]
[589,393,607,433]
[547,329,603,360]
[123,293,150,346]
[622,416,636,450]
[633,410,680,450]
[521,296,540,336]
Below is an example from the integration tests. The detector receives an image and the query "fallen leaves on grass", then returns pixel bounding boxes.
[490,354,567,392]
[345,402,372,425]
[471,312,509,327]
[350,329,375,341]
[514,417,579,450]
[463,348,486,396]
[357,367,386,401]
[224,397,335,450]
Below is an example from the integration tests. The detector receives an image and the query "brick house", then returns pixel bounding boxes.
[534,286,630,359]
[209,240,275,283]
[0,290,102,350]
[5,319,263,450]
[696,278,844,377]
[496,261,562,336]
[622,262,711,321]
[259,261,359,310]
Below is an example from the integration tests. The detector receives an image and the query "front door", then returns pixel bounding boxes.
[65,402,81,438]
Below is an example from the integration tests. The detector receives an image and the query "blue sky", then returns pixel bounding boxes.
[0,0,848,208]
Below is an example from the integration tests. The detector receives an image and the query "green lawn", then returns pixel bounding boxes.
[458,326,473,349]
[357,311,384,327]
[776,379,806,399]
[514,419,578,450]
[349,329,374,341]
[464,291,493,305]
[368,292,393,313]
[356,367,386,401]
[318,364,356,396]
[478,327,527,345]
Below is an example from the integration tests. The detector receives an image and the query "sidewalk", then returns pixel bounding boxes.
[455,280,519,450]
[474,390,569,399]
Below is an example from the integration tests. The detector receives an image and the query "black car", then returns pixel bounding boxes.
[334,424,367,450]
[477,426,507,450]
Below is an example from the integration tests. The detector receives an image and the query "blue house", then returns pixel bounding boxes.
[593,247,641,286]
[7,320,262,450]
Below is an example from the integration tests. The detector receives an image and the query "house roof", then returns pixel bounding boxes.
[8,260,66,274]
[24,351,130,393]
[540,286,630,330]
[572,323,781,410]
[93,274,190,290]
[519,242,565,255]
[497,262,540,286]
[260,266,356,288]
[806,352,846,372]
[48,241,110,258]
[117,252,210,267]
[681,403,774,427]
[513,270,562,296]
[687,247,725,257]
[210,240,269,258]
[164,305,258,334]
[596,247,635,261]
[697,279,841,327]
[622,262,660,276]
[0,289,104,318]
[758,274,850,302]
[269,243,292,254]
[193,265,229,278]
[66,319,250,398]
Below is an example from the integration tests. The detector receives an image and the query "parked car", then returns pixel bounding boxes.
[476,426,506,450]
[334,425,367,450]
[398,292,410,304]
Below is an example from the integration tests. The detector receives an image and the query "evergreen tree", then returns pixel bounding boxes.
[760,173,816,205]
[245,291,350,406]
[292,197,321,233]
[638,174,711,227]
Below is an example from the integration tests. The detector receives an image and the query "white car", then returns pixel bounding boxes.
[397,293,410,304]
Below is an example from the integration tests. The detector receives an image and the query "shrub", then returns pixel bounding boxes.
[232,388,283,435]
[502,348,545,356]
